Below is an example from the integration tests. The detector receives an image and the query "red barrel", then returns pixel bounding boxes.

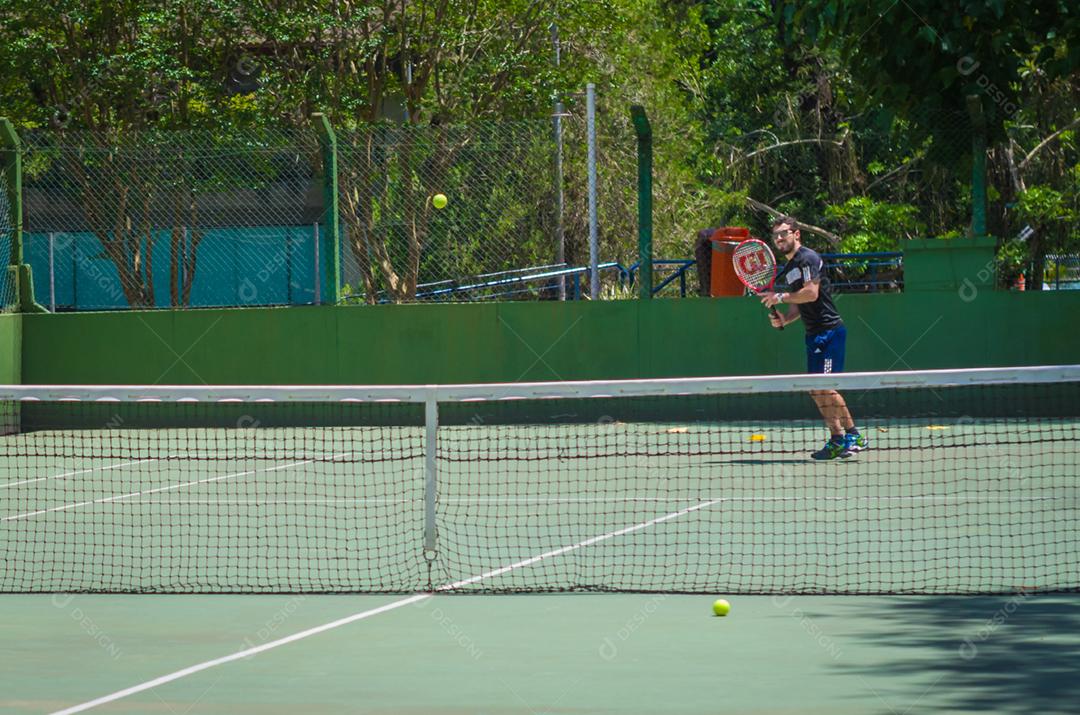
[709,227,750,297]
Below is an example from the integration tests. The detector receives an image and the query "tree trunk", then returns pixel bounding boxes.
[1029,231,1045,291]
[170,224,182,306]
[182,227,203,306]
[342,133,379,303]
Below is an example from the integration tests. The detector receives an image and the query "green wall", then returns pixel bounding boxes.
[20,289,1080,385]
[0,313,20,384]
[17,238,1080,385]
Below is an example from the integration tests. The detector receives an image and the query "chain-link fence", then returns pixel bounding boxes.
[717,110,976,248]
[337,121,559,303]
[21,128,322,310]
[10,105,732,309]
[561,101,639,298]
[715,107,1079,290]
[0,168,16,311]
[559,98,717,300]
[990,119,1080,289]
[14,104,1066,310]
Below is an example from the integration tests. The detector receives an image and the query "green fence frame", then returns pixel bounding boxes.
[630,105,653,301]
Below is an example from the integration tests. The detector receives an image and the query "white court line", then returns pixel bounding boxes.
[2,454,352,522]
[49,496,723,715]
[49,594,431,715]
[437,497,722,590]
[0,459,161,489]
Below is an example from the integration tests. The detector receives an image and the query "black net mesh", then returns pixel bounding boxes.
[1,373,1077,594]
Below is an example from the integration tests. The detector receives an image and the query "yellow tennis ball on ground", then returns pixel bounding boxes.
[432,193,448,209]
[712,599,731,617]
[750,434,766,442]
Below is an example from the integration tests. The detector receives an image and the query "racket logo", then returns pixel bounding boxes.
[732,238,784,330]
[738,252,768,275]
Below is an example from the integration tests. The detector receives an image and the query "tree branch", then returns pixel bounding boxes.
[1019,116,1080,171]
[745,196,842,246]
[863,155,921,194]
[1004,139,1025,195]
[733,137,846,163]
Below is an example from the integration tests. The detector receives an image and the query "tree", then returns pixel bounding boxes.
[781,1,1079,284]
[0,0,248,307]
[217,0,624,301]
[781,1,1080,141]
[687,1,931,246]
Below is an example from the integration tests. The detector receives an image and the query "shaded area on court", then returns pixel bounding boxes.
[812,595,1080,714]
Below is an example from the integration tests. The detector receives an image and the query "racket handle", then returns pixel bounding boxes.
[770,306,784,331]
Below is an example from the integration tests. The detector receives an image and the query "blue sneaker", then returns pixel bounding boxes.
[811,438,851,460]
[844,431,869,453]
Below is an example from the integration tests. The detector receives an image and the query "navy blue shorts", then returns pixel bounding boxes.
[805,324,846,374]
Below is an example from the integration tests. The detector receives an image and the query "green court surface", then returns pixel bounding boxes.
[2,592,1080,714]
[2,409,1078,713]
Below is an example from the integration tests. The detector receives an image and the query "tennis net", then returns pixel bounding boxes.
[1,366,1078,594]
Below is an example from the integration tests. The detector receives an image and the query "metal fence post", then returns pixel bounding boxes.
[587,84,599,300]
[1,119,46,312]
[630,106,653,300]
[48,233,55,312]
[0,119,22,269]
[554,102,566,300]
[313,113,341,304]
[313,222,321,305]
[966,95,987,240]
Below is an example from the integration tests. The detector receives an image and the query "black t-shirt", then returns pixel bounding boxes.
[776,246,842,334]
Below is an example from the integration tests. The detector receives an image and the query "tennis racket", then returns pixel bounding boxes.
[732,238,784,331]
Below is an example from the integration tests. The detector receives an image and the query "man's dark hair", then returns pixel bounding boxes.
[771,215,800,231]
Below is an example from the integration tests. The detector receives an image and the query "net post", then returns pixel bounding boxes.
[423,391,438,561]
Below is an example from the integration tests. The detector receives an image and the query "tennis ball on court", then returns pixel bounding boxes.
[432,193,448,209]
[750,434,766,442]
[712,599,731,617]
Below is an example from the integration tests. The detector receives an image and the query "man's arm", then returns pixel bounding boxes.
[769,304,800,329]
[762,280,819,307]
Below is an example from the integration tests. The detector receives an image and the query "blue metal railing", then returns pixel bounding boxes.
[621,260,697,297]
[620,253,904,296]
[1045,255,1080,290]
[415,263,624,301]
[820,252,903,292]
[353,251,906,303]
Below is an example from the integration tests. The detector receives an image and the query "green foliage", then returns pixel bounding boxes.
[781,1,1080,141]
[995,236,1028,276]
[1,0,1076,305]
[1016,186,1069,226]
[824,198,925,252]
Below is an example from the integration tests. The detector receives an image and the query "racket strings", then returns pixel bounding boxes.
[740,266,775,287]
[732,245,777,290]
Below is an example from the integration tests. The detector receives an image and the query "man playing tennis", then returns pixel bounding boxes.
[760,216,868,460]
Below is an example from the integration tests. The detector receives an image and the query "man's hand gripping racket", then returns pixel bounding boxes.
[732,239,784,331]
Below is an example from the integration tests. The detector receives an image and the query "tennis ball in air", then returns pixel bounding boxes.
[432,193,448,209]
[712,599,731,617]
